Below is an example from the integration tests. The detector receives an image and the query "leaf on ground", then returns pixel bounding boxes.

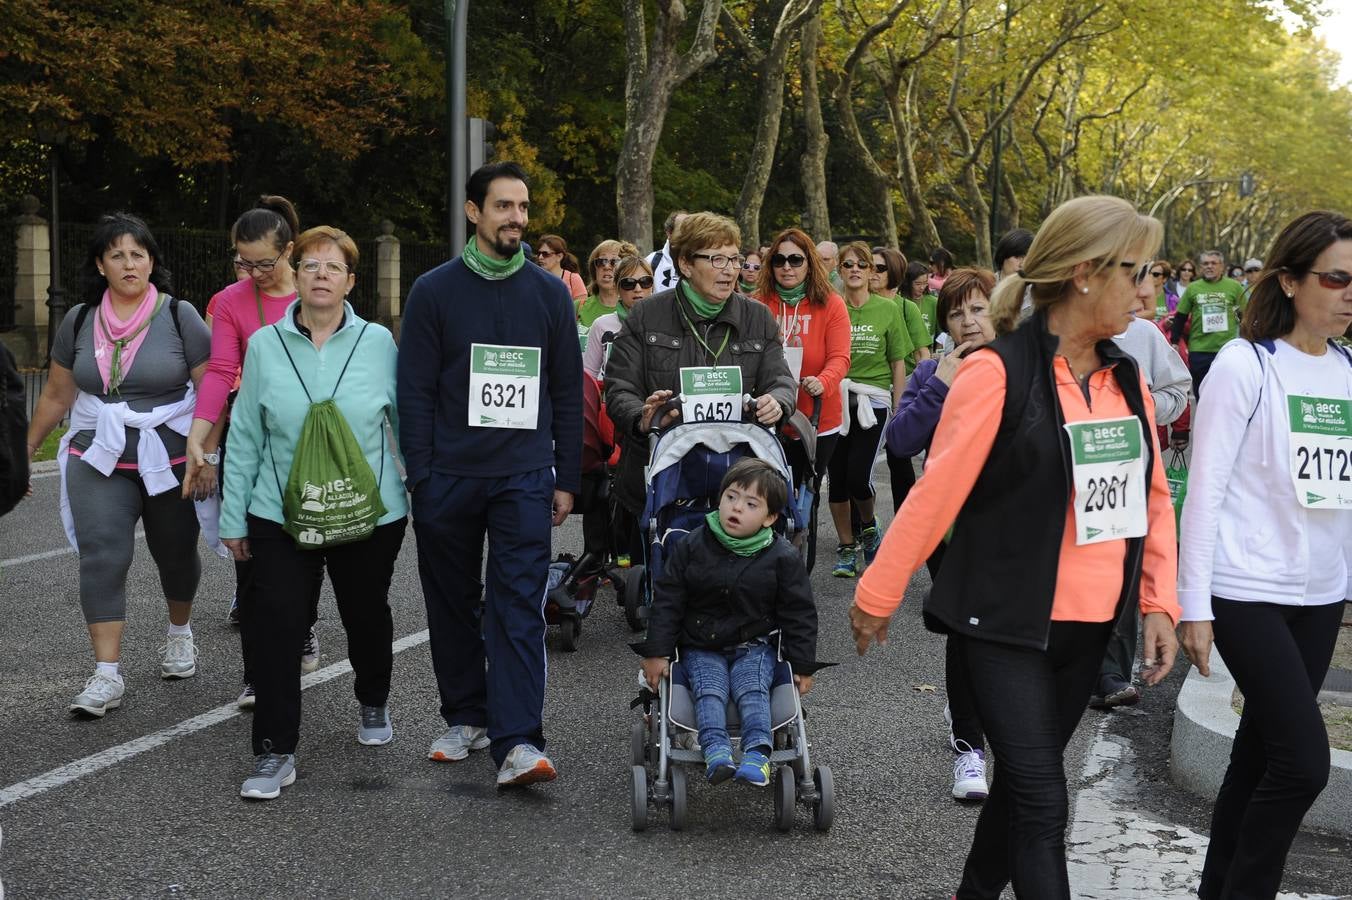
[912,683,937,693]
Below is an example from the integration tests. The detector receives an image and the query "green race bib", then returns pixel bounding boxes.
[469,343,541,429]
[1287,395,1352,508]
[680,366,743,422]
[1063,416,1148,545]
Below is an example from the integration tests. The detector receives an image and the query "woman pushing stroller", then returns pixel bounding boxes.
[633,458,823,787]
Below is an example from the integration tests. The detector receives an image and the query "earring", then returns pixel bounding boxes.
[1081,287,1089,294]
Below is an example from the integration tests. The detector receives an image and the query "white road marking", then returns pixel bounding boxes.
[1067,716,1341,900]
[0,629,430,809]
[0,531,145,569]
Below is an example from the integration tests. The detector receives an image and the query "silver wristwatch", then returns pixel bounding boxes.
[203,451,220,466]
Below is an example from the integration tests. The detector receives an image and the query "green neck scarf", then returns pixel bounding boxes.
[679,280,723,320]
[462,236,525,280]
[705,510,774,557]
[776,282,808,307]
[738,279,757,294]
[616,301,632,322]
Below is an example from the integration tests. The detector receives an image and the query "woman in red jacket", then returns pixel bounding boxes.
[754,227,851,492]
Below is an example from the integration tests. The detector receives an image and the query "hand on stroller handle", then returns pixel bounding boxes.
[640,655,812,695]
[642,391,786,434]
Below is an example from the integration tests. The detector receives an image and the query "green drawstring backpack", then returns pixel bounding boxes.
[269,323,387,548]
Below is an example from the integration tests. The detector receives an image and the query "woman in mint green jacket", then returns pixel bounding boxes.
[220,226,408,801]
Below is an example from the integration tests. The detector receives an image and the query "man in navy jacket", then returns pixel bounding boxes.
[398,161,582,787]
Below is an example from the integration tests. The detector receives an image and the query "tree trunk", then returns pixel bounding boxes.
[885,69,941,253]
[617,0,723,254]
[733,0,821,247]
[798,9,830,241]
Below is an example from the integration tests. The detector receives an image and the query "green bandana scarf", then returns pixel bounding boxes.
[705,510,774,557]
[679,280,723,320]
[617,301,631,322]
[775,282,808,307]
[738,279,757,294]
[462,236,525,280]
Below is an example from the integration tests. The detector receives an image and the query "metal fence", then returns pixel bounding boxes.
[401,241,451,301]
[58,223,233,317]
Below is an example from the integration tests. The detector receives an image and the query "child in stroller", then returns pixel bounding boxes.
[633,458,823,787]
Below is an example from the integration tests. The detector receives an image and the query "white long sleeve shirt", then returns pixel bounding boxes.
[1177,337,1352,620]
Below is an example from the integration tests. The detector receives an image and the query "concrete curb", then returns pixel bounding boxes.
[1171,645,1352,838]
[29,459,58,474]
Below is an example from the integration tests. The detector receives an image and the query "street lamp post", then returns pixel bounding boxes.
[445,0,468,253]
[39,134,68,360]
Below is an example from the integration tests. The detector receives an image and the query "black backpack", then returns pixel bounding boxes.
[0,342,28,517]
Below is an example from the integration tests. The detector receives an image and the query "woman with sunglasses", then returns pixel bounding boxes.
[1178,212,1352,900]
[853,195,1180,898]
[754,227,852,495]
[578,240,640,328]
[1171,258,1196,309]
[582,256,653,380]
[738,249,762,294]
[182,196,323,708]
[535,234,587,303]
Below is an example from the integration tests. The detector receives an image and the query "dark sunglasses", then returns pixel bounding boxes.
[741,262,762,272]
[771,253,807,269]
[1245,267,1261,274]
[839,259,870,271]
[1311,270,1352,290]
[618,276,654,290]
[535,249,557,259]
[1179,267,1195,273]
[1118,260,1153,286]
[593,257,620,268]
[1150,270,1165,278]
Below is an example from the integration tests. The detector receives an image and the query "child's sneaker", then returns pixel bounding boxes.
[859,520,882,563]
[832,543,859,578]
[704,747,736,784]
[734,750,771,787]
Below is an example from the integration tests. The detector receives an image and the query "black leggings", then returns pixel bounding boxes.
[888,447,917,512]
[827,403,886,504]
[1199,598,1345,900]
[956,620,1112,899]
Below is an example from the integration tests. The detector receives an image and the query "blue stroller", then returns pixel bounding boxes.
[622,413,833,831]
[620,412,815,631]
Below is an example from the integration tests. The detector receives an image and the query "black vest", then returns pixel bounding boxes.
[922,311,1155,650]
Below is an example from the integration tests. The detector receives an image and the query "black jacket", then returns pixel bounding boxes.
[604,288,798,514]
[923,310,1155,650]
[631,525,822,675]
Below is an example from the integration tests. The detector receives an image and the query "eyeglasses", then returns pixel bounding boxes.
[741,262,762,272]
[536,249,557,260]
[593,257,620,268]
[1118,260,1153,286]
[618,276,654,291]
[233,251,283,273]
[1180,267,1195,273]
[692,253,746,270]
[1311,270,1352,290]
[1150,270,1165,278]
[770,253,806,269]
[299,258,350,276]
[1245,267,1261,274]
[839,260,870,271]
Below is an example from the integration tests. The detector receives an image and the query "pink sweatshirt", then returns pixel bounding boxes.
[196,279,298,423]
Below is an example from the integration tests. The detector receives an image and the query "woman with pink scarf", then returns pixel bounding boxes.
[26,213,212,718]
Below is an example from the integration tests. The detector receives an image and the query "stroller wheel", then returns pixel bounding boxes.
[622,565,646,632]
[812,765,835,832]
[773,766,796,832]
[669,766,688,831]
[630,765,649,832]
[559,617,580,652]
[630,719,647,767]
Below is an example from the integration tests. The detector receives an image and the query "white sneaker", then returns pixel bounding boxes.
[69,671,125,717]
[952,742,988,801]
[496,743,557,787]
[160,633,197,679]
[237,682,256,709]
[301,627,320,674]
[428,724,491,762]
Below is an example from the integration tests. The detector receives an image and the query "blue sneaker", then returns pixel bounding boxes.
[832,544,859,578]
[859,520,882,563]
[705,747,736,784]
[734,750,771,787]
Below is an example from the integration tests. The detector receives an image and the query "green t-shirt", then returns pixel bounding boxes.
[1176,277,1246,352]
[918,294,940,344]
[1154,293,1169,320]
[578,295,618,328]
[892,296,931,374]
[847,294,912,391]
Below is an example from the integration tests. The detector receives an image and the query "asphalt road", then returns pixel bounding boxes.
[0,460,1347,899]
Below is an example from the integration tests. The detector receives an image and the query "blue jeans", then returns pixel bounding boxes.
[682,642,774,757]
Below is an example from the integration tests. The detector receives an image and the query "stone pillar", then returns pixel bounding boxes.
[0,195,51,367]
[375,219,401,340]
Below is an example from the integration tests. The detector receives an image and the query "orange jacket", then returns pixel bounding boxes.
[756,291,852,434]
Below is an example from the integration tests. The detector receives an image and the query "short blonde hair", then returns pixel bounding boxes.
[670,212,741,268]
[614,255,653,283]
[293,226,359,271]
[989,196,1162,335]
